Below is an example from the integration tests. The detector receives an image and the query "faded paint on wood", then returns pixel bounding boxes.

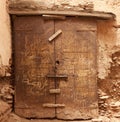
[42,15,66,20]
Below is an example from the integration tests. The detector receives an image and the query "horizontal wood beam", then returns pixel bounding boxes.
[9,10,115,20]
[42,14,66,20]
[43,103,65,108]
[49,89,61,94]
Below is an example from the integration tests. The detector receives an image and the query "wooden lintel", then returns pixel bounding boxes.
[9,10,115,20]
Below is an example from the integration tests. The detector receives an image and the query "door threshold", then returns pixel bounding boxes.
[10,113,92,122]
[26,118,92,122]
[25,117,92,122]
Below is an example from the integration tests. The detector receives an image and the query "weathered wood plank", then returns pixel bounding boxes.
[9,10,115,20]
[49,89,61,94]
[48,30,62,42]
[14,16,56,118]
[55,17,98,120]
[43,104,65,108]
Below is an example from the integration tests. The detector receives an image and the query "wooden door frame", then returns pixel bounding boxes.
[9,10,115,19]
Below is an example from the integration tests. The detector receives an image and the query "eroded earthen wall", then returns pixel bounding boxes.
[0,0,13,120]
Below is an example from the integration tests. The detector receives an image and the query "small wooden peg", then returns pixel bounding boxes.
[48,30,62,42]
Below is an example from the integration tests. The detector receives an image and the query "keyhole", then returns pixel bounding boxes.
[56,60,60,65]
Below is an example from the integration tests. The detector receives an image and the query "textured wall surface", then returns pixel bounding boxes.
[0,0,11,78]
[0,0,120,119]
[0,0,11,66]
[0,1,12,120]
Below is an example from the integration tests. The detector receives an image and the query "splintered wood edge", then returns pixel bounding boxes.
[9,10,115,20]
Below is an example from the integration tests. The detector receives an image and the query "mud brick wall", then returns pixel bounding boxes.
[0,0,13,121]
[0,0,120,120]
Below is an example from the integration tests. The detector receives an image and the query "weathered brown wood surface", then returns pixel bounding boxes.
[10,10,115,20]
[13,16,56,118]
[55,17,98,119]
[13,16,98,120]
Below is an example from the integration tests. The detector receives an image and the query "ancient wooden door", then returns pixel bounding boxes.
[13,16,98,120]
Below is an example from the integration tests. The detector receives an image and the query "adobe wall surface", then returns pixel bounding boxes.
[0,0,13,120]
[0,0,11,76]
[0,0,120,120]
